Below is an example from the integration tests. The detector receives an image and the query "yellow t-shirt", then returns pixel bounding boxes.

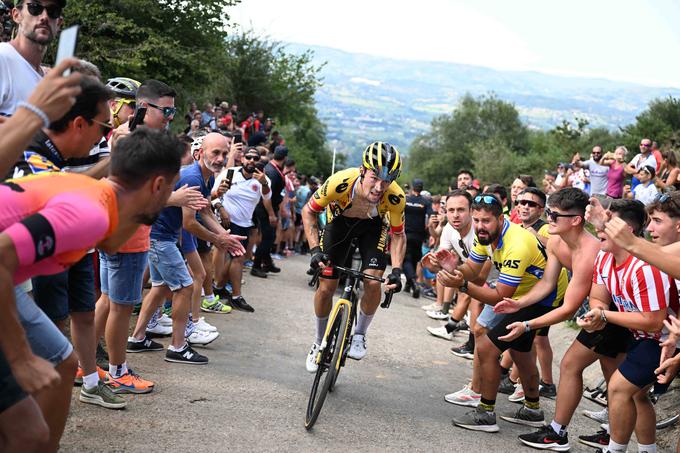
[469,219,567,307]
[307,167,406,233]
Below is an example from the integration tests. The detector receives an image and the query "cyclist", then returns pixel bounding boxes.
[302,142,406,372]
[105,77,140,128]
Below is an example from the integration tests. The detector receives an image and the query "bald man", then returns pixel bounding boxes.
[130,132,246,365]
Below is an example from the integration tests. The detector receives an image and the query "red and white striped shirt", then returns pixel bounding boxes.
[593,250,679,342]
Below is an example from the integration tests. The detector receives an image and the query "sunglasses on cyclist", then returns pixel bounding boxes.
[545,208,580,223]
[24,2,62,19]
[518,199,543,209]
[243,154,260,161]
[146,102,177,119]
[90,118,113,136]
[473,195,501,206]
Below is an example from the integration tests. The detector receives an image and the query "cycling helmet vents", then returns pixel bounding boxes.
[106,77,141,99]
[362,141,402,183]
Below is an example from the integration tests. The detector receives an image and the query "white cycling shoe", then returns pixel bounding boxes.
[347,334,367,360]
[306,343,320,373]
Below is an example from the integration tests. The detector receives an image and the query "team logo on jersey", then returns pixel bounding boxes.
[252,184,258,192]
[24,151,60,174]
[388,194,403,205]
[320,181,329,197]
[335,178,350,194]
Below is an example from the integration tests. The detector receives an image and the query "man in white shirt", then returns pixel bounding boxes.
[0,0,65,115]
[630,165,658,206]
[212,147,274,308]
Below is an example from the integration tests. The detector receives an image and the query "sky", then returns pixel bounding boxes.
[229,0,680,88]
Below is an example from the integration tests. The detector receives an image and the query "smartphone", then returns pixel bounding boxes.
[233,132,242,144]
[129,107,147,131]
[225,168,235,186]
[55,25,79,76]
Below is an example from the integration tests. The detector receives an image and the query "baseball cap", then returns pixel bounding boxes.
[273,145,289,160]
[412,178,424,190]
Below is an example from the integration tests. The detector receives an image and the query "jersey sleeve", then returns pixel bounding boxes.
[496,241,532,288]
[307,171,348,213]
[386,188,406,234]
[537,224,550,239]
[469,238,489,264]
[593,251,606,285]
[633,265,672,312]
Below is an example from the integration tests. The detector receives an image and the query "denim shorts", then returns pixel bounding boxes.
[15,286,73,365]
[476,304,505,330]
[100,251,148,305]
[32,253,96,322]
[148,239,193,291]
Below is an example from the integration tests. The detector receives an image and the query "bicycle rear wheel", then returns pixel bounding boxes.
[304,304,349,429]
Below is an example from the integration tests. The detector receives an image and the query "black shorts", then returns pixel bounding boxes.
[196,238,212,254]
[0,350,27,413]
[229,223,252,257]
[487,304,554,353]
[576,322,633,358]
[295,212,302,227]
[319,215,389,279]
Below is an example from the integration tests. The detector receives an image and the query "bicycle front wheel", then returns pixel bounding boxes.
[304,303,349,429]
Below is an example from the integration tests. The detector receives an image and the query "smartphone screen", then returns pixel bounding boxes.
[226,168,235,186]
[233,133,242,144]
[55,25,79,75]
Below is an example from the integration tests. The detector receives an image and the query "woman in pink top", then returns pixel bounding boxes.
[603,146,628,198]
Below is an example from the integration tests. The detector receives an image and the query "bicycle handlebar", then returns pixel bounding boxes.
[308,265,395,308]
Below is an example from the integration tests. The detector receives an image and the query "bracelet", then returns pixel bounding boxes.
[600,309,608,323]
[523,321,531,333]
[17,101,50,128]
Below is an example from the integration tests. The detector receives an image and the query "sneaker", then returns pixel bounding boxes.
[271,253,283,260]
[161,304,172,317]
[250,267,268,278]
[230,296,254,312]
[426,310,449,320]
[452,406,499,433]
[498,374,516,395]
[422,288,437,300]
[508,383,525,403]
[187,329,219,346]
[165,345,208,365]
[518,425,570,451]
[450,343,474,359]
[146,322,172,338]
[427,325,453,341]
[200,298,232,314]
[582,407,609,424]
[412,284,421,299]
[578,429,609,449]
[421,302,442,311]
[106,370,154,394]
[306,343,320,373]
[453,320,470,333]
[126,336,164,353]
[500,405,545,427]
[158,313,173,327]
[539,380,557,399]
[444,384,481,407]
[74,366,107,386]
[213,286,232,301]
[347,334,367,360]
[194,317,218,333]
[243,260,254,269]
[263,263,281,273]
[79,381,127,409]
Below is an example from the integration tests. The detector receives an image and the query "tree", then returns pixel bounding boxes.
[622,96,680,150]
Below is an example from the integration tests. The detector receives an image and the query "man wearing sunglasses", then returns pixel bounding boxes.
[212,147,273,309]
[516,187,549,246]
[626,138,657,191]
[438,193,567,433]
[0,0,64,115]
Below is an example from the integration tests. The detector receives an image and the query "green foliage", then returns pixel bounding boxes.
[622,96,680,151]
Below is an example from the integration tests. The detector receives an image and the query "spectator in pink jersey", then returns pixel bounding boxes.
[578,199,678,453]
[601,146,628,198]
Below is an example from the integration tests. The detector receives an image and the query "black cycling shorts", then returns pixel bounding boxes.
[576,322,632,358]
[319,215,389,279]
[487,304,554,353]
[196,238,212,254]
[0,350,27,413]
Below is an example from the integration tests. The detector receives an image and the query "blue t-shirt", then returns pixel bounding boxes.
[295,186,311,214]
[151,162,213,242]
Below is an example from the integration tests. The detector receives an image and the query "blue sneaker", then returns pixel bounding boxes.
[243,260,254,269]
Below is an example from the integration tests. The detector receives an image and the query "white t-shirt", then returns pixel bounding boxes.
[633,181,658,205]
[214,166,271,227]
[437,222,475,263]
[630,153,657,171]
[0,43,43,115]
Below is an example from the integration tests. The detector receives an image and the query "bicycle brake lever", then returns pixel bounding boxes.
[380,291,394,309]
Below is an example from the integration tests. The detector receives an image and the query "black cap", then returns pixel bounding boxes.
[412,178,424,190]
[273,145,288,160]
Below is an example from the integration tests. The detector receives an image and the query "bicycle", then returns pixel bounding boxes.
[304,261,394,430]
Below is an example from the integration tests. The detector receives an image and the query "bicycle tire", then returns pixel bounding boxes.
[329,311,353,393]
[304,303,349,429]
[656,413,679,430]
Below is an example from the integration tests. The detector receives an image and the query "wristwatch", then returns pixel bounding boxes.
[459,279,469,293]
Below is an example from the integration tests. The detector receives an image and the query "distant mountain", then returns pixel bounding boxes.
[285,42,680,164]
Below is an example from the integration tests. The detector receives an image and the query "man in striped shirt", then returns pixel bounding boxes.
[578,199,678,453]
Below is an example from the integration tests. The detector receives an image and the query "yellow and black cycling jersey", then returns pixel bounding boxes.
[307,167,406,234]
[469,219,567,307]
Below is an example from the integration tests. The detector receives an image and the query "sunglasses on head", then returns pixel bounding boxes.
[473,194,501,206]
[518,199,543,208]
[25,2,62,19]
[545,207,580,223]
[243,154,260,161]
[146,102,177,119]
[655,193,680,210]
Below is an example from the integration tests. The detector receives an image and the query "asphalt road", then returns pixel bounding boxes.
[61,255,634,452]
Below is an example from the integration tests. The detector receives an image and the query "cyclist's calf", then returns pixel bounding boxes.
[359,278,382,316]
[314,277,339,317]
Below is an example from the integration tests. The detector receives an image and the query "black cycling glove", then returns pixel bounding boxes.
[310,246,330,270]
[386,267,403,293]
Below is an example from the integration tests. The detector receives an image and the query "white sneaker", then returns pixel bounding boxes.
[306,343,320,373]
[158,313,172,327]
[187,329,219,346]
[421,302,443,311]
[146,323,172,337]
[582,407,609,424]
[195,317,217,333]
[426,310,449,320]
[445,384,481,407]
[426,325,453,341]
[508,383,525,403]
[347,334,367,360]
